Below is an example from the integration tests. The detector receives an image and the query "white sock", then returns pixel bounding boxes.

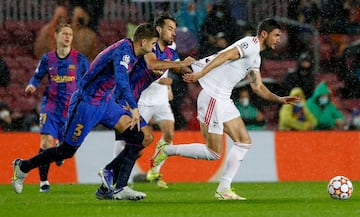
[164,143,220,160]
[113,140,126,158]
[217,142,251,192]
[40,180,49,186]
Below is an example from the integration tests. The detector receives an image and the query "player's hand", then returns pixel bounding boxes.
[158,77,173,85]
[25,84,36,94]
[183,71,203,83]
[181,56,196,66]
[130,108,141,131]
[279,96,301,105]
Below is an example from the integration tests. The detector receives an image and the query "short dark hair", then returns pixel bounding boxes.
[55,23,72,33]
[133,23,159,41]
[154,13,176,28]
[257,18,281,36]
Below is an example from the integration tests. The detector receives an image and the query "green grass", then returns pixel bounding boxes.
[0,182,358,217]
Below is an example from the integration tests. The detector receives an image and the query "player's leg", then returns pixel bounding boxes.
[38,134,54,192]
[12,95,101,193]
[150,90,224,168]
[146,104,175,187]
[96,100,152,200]
[215,117,251,200]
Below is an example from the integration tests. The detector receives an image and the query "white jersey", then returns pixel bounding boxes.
[138,71,169,106]
[192,36,261,100]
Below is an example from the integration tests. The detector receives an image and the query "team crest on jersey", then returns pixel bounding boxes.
[120,55,130,68]
[240,42,248,49]
[68,64,76,71]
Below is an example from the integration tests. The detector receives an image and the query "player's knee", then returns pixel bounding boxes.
[234,142,252,149]
[122,128,145,145]
[142,131,153,147]
[206,147,221,160]
[57,142,78,159]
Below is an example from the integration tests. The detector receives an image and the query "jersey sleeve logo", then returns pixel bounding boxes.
[120,55,130,69]
[240,42,248,49]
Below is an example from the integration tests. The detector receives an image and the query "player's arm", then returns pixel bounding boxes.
[248,70,300,104]
[25,56,48,94]
[144,52,195,72]
[183,47,240,82]
[113,53,140,130]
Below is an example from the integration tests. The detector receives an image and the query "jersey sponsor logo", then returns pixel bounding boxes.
[120,55,130,69]
[51,75,76,83]
[240,42,248,49]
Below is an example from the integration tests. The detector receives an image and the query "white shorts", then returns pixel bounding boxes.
[197,89,240,135]
[138,103,175,123]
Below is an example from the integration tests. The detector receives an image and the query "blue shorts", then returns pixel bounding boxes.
[62,92,130,146]
[39,112,65,139]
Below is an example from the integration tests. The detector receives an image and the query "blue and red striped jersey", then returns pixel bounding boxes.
[29,49,89,117]
[129,42,180,102]
[78,38,140,108]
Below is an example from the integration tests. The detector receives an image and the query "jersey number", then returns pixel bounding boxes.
[71,123,84,142]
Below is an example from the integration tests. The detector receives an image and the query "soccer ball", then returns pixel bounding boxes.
[327,176,353,199]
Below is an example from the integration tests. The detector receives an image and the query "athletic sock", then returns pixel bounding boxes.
[217,143,251,192]
[38,148,50,182]
[113,140,126,158]
[164,143,220,160]
[114,143,143,189]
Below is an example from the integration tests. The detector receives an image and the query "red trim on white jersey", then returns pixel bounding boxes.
[204,97,216,125]
[252,37,259,44]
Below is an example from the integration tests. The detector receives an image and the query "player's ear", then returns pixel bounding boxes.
[261,30,268,38]
[140,38,146,47]
[156,25,162,34]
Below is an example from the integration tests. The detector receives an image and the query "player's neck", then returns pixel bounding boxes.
[57,46,71,58]
[157,40,167,51]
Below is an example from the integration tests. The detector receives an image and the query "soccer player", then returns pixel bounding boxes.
[150,18,300,200]
[25,23,89,192]
[12,23,159,199]
[96,14,195,198]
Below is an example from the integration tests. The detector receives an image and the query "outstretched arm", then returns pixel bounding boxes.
[144,52,195,72]
[249,70,300,104]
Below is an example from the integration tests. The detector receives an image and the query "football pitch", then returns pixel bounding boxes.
[0,182,358,217]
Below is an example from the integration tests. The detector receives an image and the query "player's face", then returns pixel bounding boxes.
[264,29,281,50]
[142,37,158,53]
[56,26,73,47]
[159,19,176,45]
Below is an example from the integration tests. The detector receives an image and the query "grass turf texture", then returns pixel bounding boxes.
[0,182,358,217]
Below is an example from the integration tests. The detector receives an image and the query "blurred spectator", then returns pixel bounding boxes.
[338,41,360,98]
[68,0,104,32]
[199,31,229,58]
[287,0,320,57]
[175,1,208,40]
[169,70,188,130]
[23,103,41,132]
[0,56,10,87]
[347,108,360,130]
[233,87,266,130]
[281,52,315,99]
[343,0,360,34]
[0,101,12,132]
[278,87,317,130]
[71,6,104,61]
[320,0,349,34]
[199,2,239,57]
[306,81,345,130]
[0,101,24,131]
[33,6,69,59]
